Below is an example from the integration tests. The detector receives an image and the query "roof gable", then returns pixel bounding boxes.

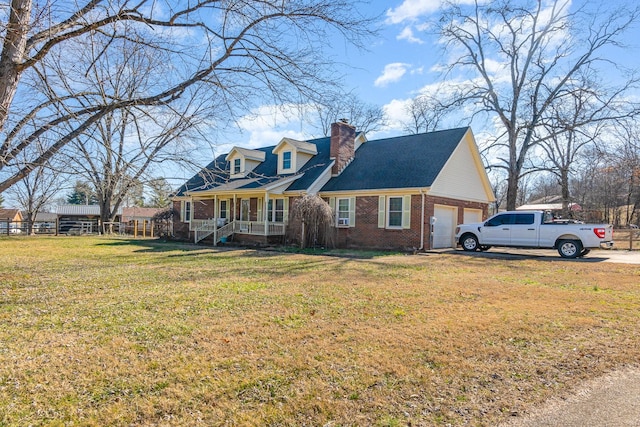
[0,208,22,221]
[321,127,470,192]
[174,137,332,196]
[272,138,318,155]
[428,128,495,203]
[225,147,266,162]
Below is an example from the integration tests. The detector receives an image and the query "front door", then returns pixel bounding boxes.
[240,199,250,221]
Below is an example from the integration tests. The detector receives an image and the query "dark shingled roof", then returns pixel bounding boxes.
[321,127,469,192]
[173,136,332,197]
[173,127,469,196]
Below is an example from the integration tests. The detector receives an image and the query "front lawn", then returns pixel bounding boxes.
[1,237,639,426]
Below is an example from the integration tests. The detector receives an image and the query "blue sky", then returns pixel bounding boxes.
[206,0,640,166]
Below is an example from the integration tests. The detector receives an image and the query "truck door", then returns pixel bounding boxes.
[510,213,538,246]
[481,213,513,245]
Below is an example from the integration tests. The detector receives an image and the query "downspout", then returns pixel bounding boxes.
[419,189,426,251]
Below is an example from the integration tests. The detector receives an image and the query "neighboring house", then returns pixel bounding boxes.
[517,195,582,214]
[172,122,495,250]
[121,207,162,223]
[0,208,23,222]
[0,208,23,234]
[55,205,123,234]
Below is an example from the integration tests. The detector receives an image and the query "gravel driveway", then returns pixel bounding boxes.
[451,248,640,264]
[499,366,640,427]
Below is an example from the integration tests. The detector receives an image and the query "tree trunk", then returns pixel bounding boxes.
[506,169,519,211]
[0,0,31,132]
[560,169,571,218]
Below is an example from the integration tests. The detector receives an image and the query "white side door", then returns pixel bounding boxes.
[433,205,457,249]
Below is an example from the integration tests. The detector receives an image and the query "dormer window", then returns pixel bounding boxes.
[226,147,266,178]
[272,138,317,175]
[282,151,292,170]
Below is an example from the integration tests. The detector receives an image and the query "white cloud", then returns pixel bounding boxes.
[387,0,482,24]
[374,63,412,87]
[397,26,424,44]
[226,104,311,150]
[386,0,442,24]
[382,98,413,130]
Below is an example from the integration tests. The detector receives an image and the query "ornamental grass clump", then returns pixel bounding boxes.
[289,194,335,248]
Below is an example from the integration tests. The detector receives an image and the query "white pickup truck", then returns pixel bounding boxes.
[455,210,614,258]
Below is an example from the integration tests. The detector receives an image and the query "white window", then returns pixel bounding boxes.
[330,197,355,227]
[267,198,285,222]
[388,197,403,228]
[219,200,228,219]
[378,195,411,229]
[282,151,292,170]
[337,198,350,226]
[181,200,192,223]
[233,158,241,174]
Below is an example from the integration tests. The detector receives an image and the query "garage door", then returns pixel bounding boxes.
[433,205,457,249]
[463,208,483,224]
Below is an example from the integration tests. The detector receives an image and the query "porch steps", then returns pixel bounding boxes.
[194,219,219,243]
[215,222,235,246]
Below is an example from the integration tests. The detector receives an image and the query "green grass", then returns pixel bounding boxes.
[1,236,639,426]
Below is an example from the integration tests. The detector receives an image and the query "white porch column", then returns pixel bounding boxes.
[213,194,218,246]
[264,192,270,236]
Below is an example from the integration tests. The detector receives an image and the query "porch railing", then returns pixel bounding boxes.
[235,221,285,236]
[192,219,286,244]
[215,222,235,245]
[194,219,218,243]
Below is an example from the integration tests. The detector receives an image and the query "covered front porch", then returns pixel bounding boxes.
[187,191,290,245]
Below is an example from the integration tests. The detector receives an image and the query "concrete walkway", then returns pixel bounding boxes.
[500,367,640,427]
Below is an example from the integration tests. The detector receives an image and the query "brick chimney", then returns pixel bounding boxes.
[330,120,356,175]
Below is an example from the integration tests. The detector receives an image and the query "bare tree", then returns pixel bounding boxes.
[49,30,210,228]
[537,73,636,217]
[0,0,375,194]
[314,91,386,136]
[606,120,640,225]
[8,150,62,233]
[436,0,640,210]
[402,93,454,134]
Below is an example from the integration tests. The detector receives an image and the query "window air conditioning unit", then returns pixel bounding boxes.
[338,218,349,226]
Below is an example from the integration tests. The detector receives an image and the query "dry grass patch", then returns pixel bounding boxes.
[1,236,639,426]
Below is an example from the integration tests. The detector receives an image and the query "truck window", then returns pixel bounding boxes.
[514,213,535,225]
[486,213,514,226]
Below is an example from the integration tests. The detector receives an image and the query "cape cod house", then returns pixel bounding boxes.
[172,122,495,250]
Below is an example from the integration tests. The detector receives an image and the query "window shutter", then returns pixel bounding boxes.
[257,198,263,222]
[283,198,289,224]
[225,199,230,220]
[329,197,336,226]
[378,196,386,228]
[402,195,411,229]
[349,197,356,227]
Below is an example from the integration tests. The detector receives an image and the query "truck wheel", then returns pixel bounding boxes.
[461,234,479,252]
[557,239,582,258]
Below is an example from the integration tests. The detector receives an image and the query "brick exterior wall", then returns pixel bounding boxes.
[333,195,488,251]
[173,195,489,250]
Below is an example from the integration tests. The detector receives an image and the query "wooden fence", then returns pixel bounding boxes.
[0,219,165,238]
